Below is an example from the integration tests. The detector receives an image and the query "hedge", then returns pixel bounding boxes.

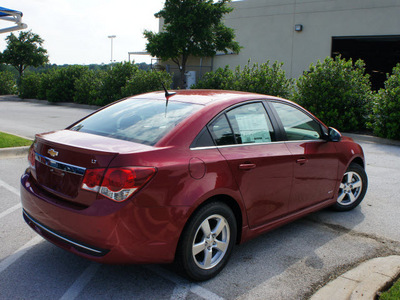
[19,62,172,106]
[193,61,293,98]
[0,70,17,95]
[368,63,400,140]
[14,58,400,140]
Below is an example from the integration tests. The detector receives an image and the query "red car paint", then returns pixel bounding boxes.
[20,90,365,264]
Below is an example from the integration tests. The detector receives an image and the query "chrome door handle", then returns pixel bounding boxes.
[296,158,308,165]
[239,163,256,170]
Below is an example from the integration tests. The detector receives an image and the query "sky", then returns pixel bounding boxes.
[0,0,165,65]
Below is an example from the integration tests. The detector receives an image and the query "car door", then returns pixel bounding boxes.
[268,101,339,212]
[207,101,293,228]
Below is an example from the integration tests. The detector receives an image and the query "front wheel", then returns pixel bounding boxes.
[177,202,237,281]
[332,163,368,211]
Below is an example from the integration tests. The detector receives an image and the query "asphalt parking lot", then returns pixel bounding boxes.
[1,97,400,299]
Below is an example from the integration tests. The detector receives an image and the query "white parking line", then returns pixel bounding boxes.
[1,173,99,300]
[0,203,22,220]
[0,179,223,299]
[59,263,100,300]
[0,235,42,273]
[146,265,225,300]
[0,178,22,220]
[0,178,20,196]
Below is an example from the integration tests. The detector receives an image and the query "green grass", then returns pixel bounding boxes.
[0,131,32,148]
[380,278,400,300]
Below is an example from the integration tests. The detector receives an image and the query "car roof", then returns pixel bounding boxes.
[129,89,282,106]
[129,90,288,147]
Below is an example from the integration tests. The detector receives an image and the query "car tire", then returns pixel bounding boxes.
[332,163,368,211]
[177,202,237,281]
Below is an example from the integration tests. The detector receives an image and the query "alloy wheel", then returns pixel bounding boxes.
[337,171,363,206]
[192,214,230,270]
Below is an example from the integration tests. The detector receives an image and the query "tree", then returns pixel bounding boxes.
[2,31,49,78]
[144,0,241,88]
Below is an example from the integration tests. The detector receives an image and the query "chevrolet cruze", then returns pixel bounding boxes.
[21,90,367,281]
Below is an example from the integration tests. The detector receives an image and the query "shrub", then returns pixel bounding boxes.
[74,70,106,105]
[0,71,17,95]
[122,70,173,97]
[18,63,170,106]
[294,56,373,131]
[368,64,400,140]
[192,66,234,89]
[45,65,88,102]
[19,72,40,98]
[37,71,53,100]
[193,61,293,98]
[100,62,138,105]
[231,61,293,98]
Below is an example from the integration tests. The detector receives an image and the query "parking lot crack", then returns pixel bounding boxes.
[304,217,400,252]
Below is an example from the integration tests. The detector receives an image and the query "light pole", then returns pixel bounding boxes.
[108,35,116,69]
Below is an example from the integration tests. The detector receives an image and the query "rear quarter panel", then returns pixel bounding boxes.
[109,146,245,213]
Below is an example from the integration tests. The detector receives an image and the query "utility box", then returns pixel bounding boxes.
[185,71,196,89]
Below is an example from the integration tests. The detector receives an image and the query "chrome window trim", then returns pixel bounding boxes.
[23,210,104,255]
[191,140,285,150]
[35,152,86,176]
[216,141,286,149]
[190,146,218,151]
[284,139,325,144]
[190,139,326,150]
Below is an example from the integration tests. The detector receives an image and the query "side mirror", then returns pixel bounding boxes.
[327,127,342,142]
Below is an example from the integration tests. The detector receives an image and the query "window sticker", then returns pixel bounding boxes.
[235,114,271,143]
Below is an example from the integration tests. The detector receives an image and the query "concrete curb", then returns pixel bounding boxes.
[0,146,30,159]
[0,130,33,159]
[311,255,400,300]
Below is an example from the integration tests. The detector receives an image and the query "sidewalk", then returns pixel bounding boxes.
[311,256,400,299]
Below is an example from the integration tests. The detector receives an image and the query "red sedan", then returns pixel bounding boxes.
[20,90,367,281]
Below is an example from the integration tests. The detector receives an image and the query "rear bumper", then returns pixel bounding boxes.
[23,210,109,257]
[20,171,189,264]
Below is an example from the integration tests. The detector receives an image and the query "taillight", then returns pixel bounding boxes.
[81,168,106,192]
[82,167,156,202]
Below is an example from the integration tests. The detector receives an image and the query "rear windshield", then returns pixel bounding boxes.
[69,98,202,145]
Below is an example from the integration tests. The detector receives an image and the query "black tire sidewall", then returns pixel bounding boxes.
[178,202,237,281]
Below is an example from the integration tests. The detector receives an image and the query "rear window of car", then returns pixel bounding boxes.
[69,98,202,145]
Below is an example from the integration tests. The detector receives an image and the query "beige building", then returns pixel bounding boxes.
[165,0,400,89]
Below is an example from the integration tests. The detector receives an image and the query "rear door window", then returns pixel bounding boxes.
[208,114,236,146]
[226,102,274,144]
[207,102,275,146]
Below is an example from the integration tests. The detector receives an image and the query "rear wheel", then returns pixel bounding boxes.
[332,163,368,211]
[177,202,237,281]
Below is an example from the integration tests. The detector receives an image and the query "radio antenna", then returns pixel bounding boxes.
[161,80,176,99]
[152,66,176,109]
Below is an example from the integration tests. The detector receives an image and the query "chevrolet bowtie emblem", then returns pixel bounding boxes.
[48,148,59,157]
